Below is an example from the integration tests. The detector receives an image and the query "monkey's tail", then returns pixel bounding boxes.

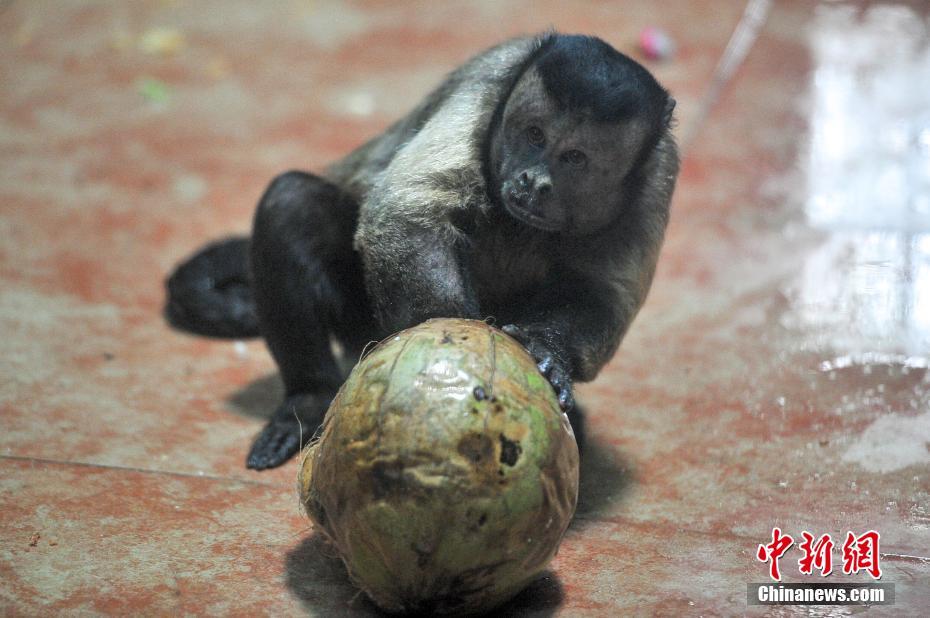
[164,235,262,339]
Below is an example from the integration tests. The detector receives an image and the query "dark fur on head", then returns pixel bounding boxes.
[535,34,672,129]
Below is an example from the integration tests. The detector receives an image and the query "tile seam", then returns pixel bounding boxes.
[0,453,285,488]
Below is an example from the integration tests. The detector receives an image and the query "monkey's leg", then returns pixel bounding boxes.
[247,171,375,470]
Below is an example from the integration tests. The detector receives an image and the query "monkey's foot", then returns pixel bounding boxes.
[501,324,575,411]
[246,393,330,470]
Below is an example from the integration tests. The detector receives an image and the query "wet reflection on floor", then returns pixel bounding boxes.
[793,4,930,356]
[787,3,930,480]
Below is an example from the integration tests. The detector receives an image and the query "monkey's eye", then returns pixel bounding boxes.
[526,126,545,147]
[562,149,587,167]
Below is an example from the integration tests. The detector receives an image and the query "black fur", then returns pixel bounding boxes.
[164,33,679,469]
[246,171,376,469]
[535,35,669,124]
[164,236,259,339]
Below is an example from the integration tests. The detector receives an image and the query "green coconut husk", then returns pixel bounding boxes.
[299,318,579,615]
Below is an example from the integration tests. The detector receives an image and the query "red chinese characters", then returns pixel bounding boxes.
[798,531,834,576]
[842,530,882,579]
[756,527,794,581]
[757,528,882,581]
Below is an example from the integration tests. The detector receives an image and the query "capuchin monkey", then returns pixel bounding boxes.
[165,33,679,470]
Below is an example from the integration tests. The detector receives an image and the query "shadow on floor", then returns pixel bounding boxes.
[226,373,284,420]
[488,571,564,617]
[285,534,564,616]
[572,407,635,528]
[285,534,379,616]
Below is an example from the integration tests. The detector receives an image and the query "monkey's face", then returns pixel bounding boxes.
[490,68,657,236]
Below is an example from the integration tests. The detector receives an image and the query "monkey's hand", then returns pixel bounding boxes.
[501,324,574,411]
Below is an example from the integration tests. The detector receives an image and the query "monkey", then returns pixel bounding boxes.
[164,32,679,470]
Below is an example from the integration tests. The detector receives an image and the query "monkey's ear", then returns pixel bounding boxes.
[663,97,677,127]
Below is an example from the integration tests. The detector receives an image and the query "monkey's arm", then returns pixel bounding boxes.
[354,39,542,333]
[327,35,543,201]
[352,120,486,332]
[357,222,480,333]
[503,245,660,409]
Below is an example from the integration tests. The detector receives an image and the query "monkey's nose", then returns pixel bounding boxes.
[517,171,552,197]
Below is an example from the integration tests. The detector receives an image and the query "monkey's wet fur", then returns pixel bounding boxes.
[165,33,679,470]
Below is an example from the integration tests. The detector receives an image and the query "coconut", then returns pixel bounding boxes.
[298,318,579,615]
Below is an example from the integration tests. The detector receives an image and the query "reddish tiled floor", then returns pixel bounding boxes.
[2,0,929,615]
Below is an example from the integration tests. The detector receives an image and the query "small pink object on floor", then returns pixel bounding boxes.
[639,26,676,61]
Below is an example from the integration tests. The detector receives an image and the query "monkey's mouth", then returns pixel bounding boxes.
[502,189,562,232]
